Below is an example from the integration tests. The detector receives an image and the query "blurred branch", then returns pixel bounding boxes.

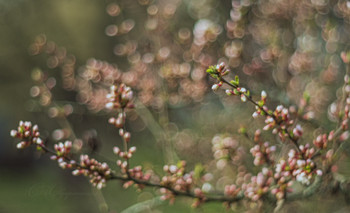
[120,196,163,213]
[134,99,179,163]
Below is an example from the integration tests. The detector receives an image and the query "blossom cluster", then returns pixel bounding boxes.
[242,168,273,201]
[275,144,322,187]
[211,135,240,169]
[10,121,43,149]
[50,141,75,169]
[249,129,276,166]
[122,165,152,190]
[160,161,194,201]
[115,146,137,175]
[161,161,193,192]
[224,184,240,197]
[207,62,329,201]
[105,83,134,110]
[72,155,112,189]
[261,105,297,141]
[250,142,276,166]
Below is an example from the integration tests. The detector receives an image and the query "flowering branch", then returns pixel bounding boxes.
[10,67,350,210]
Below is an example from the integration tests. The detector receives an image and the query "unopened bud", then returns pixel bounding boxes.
[240,94,247,102]
[211,84,219,91]
[105,102,114,109]
[123,132,131,142]
[10,130,17,137]
[129,146,136,153]
[113,146,120,155]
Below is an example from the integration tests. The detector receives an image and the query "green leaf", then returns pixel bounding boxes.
[206,66,217,74]
[194,163,205,179]
[239,126,247,134]
[246,90,250,97]
[235,75,239,85]
[230,80,238,86]
[303,91,310,104]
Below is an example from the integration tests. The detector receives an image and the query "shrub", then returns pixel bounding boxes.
[9,0,350,212]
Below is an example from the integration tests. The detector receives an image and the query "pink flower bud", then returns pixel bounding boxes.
[129,146,136,153]
[72,170,80,176]
[123,132,131,142]
[169,165,177,173]
[108,117,116,124]
[119,129,124,136]
[10,130,17,137]
[105,102,114,109]
[113,146,120,155]
[241,94,247,102]
[16,142,26,149]
[36,138,43,145]
[340,131,349,141]
[211,84,219,91]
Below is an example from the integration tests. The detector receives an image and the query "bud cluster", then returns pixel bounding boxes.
[274,144,322,187]
[242,168,273,201]
[192,188,206,208]
[341,74,350,131]
[72,154,111,189]
[122,166,152,189]
[313,132,333,149]
[224,184,240,197]
[211,135,240,169]
[115,146,136,174]
[262,105,295,140]
[108,112,125,128]
[10,121,43,149]
[208,62,250,103]
[225,87,250,102]
[251,91,268,118]
[249,129,276,166]
[206,62,229,80]
[161,161,193,191]
[50,141,75,169]
[105,83,134,110]
[250,142,276,166]
[160,161,194,201]
[114,146,136,160]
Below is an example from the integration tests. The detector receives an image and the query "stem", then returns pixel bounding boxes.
[120,108,131,176]
[109,173,244,203]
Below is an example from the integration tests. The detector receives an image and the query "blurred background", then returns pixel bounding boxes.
[1,0,350,212]
[0,0,226,212]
